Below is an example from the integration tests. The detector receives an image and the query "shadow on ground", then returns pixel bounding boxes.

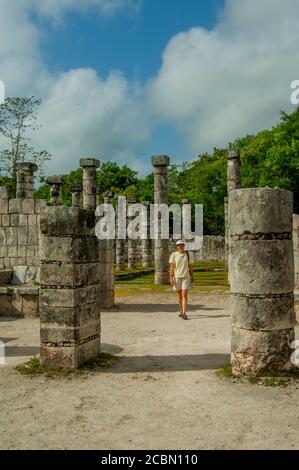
[116,304,225,313]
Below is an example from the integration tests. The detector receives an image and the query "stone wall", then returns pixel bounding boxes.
[0,187,47,269]
[168,236,225,263]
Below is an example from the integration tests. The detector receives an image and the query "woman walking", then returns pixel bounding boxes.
[169,240,194,320]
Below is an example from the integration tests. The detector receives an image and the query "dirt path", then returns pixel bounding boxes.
[0,292,299,450]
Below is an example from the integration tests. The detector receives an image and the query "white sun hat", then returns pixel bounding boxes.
[176,240,185,246]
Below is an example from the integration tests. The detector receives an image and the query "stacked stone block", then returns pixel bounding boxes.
[0,191,47,269]
[39,206,101,368]
[99,192,115,309]
[127,199,138,270]
[15,163,37,199]
[47,176,64,205]
[80,158,100,210]
[141,201,153,268]
[230,188,295,375]
[152,155,170,285]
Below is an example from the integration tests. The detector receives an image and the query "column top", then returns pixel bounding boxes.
[15,162,38,172]
[151,155,170,167]
[228,150,241,161]
[80,158,100,168]
[182,199,189,204]
[46,175,65,185]
[71,185,82,193]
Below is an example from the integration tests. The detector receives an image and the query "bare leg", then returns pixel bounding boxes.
[177,290,183,314]
[182,289,188,315]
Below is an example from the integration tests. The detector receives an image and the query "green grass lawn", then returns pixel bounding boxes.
[115,262,229,296]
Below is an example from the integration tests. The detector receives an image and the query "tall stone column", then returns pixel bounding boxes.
[99,191,115,309]
[15,162,37,198]
[152,155,170,285]
[293,214,299,290]
[72,186,82,208]
[127,199,138,270]
[230,188,295,376]
[47,176,64,206]
[224,197,229,265]
[227,150,241,283]
[80,158,100,210]
[141,201,151,267]
[40,206,101,369]
[227,150,241,192]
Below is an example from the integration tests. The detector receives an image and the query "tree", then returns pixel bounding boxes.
[0,96,51,194]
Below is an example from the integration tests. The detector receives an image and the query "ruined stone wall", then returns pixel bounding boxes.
[168,236,225,262]
[0,187,47,269]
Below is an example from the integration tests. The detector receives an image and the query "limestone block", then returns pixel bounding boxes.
[17,246,27,257]
[8,199,22,214]
[40,320,101,343]
[229,188,293,235]
[0,246,8,258]
[100,290,115,309]
[0,293,11,315]
[40,206,96,237]
[1,214,10,226]
[0,199,8,214]
[6,227,18,246]
[18,286,39,295]
[230,240,294,295]
[11,266,28,285]
[18,214,28,226]
[40,336,101,369]
[0,228,6,245]
[22,294,39,317]
[17,226,28,245]
[231,326,295,375]
[25,266,39,284]
[40,236,99,263]
[0,269,12,285]
[28,214,37,226]
[40,301,100,326]
[40,263,100,287]
[22,198,35,214]
[0,187,8,199]
[40,285,100,308]
[28,226,38,244]
[10,214,19,226]
[8,246,18,258]
[34,199,48,214]
[231,294,296,331]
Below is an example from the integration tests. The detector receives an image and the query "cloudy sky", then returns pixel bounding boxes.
[0,0,298,176]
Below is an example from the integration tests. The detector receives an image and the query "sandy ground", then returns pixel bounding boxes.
[0,291,299,450]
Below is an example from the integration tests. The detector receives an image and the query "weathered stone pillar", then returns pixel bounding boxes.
[224,197,229,265]
[72,186,82,208]
[230,188,295,376]
[293,214,299,290]
[152,155,170,285]
[99,191,115,309]
[16,162,37,199]
[40,206,100,369]
[141,201,151,267]
[47,176,64,206]
[127,199,138,270]
[80,158,100,211]
[227,150,241,192]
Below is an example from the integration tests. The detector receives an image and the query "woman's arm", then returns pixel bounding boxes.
[169,263,175,286]
[189,263,194,283]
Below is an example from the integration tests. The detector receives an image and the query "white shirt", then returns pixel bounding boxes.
[169,251,194,278]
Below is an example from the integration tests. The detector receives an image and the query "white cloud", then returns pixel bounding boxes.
[33,0,141,21]
[149,0,299,153]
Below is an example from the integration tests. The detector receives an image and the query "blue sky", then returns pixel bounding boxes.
[37,0,224,82]
[0,0,298,176]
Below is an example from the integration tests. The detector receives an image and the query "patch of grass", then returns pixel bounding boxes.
[216,364,234,378]
[216,364,299,387]
[16,352,120,378]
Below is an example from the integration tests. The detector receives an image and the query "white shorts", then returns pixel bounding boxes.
[173,275,191,291]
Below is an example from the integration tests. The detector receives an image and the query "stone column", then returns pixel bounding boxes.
[72,186,82,208]
[230,188,295,376]
[47,176,64,206]
[15,162,37,199]
[99,191,115,309]
[127,199,138,270]
[224,197,229,265]
[152,155,170,285]
[40,206,101,369]
[80,158,100,211]
[141,201,151,268]
[293,214,299,290]
[227,150,241,192]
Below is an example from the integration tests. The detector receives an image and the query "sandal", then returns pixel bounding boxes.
[182,313,188,320]
[179,312,183,318]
